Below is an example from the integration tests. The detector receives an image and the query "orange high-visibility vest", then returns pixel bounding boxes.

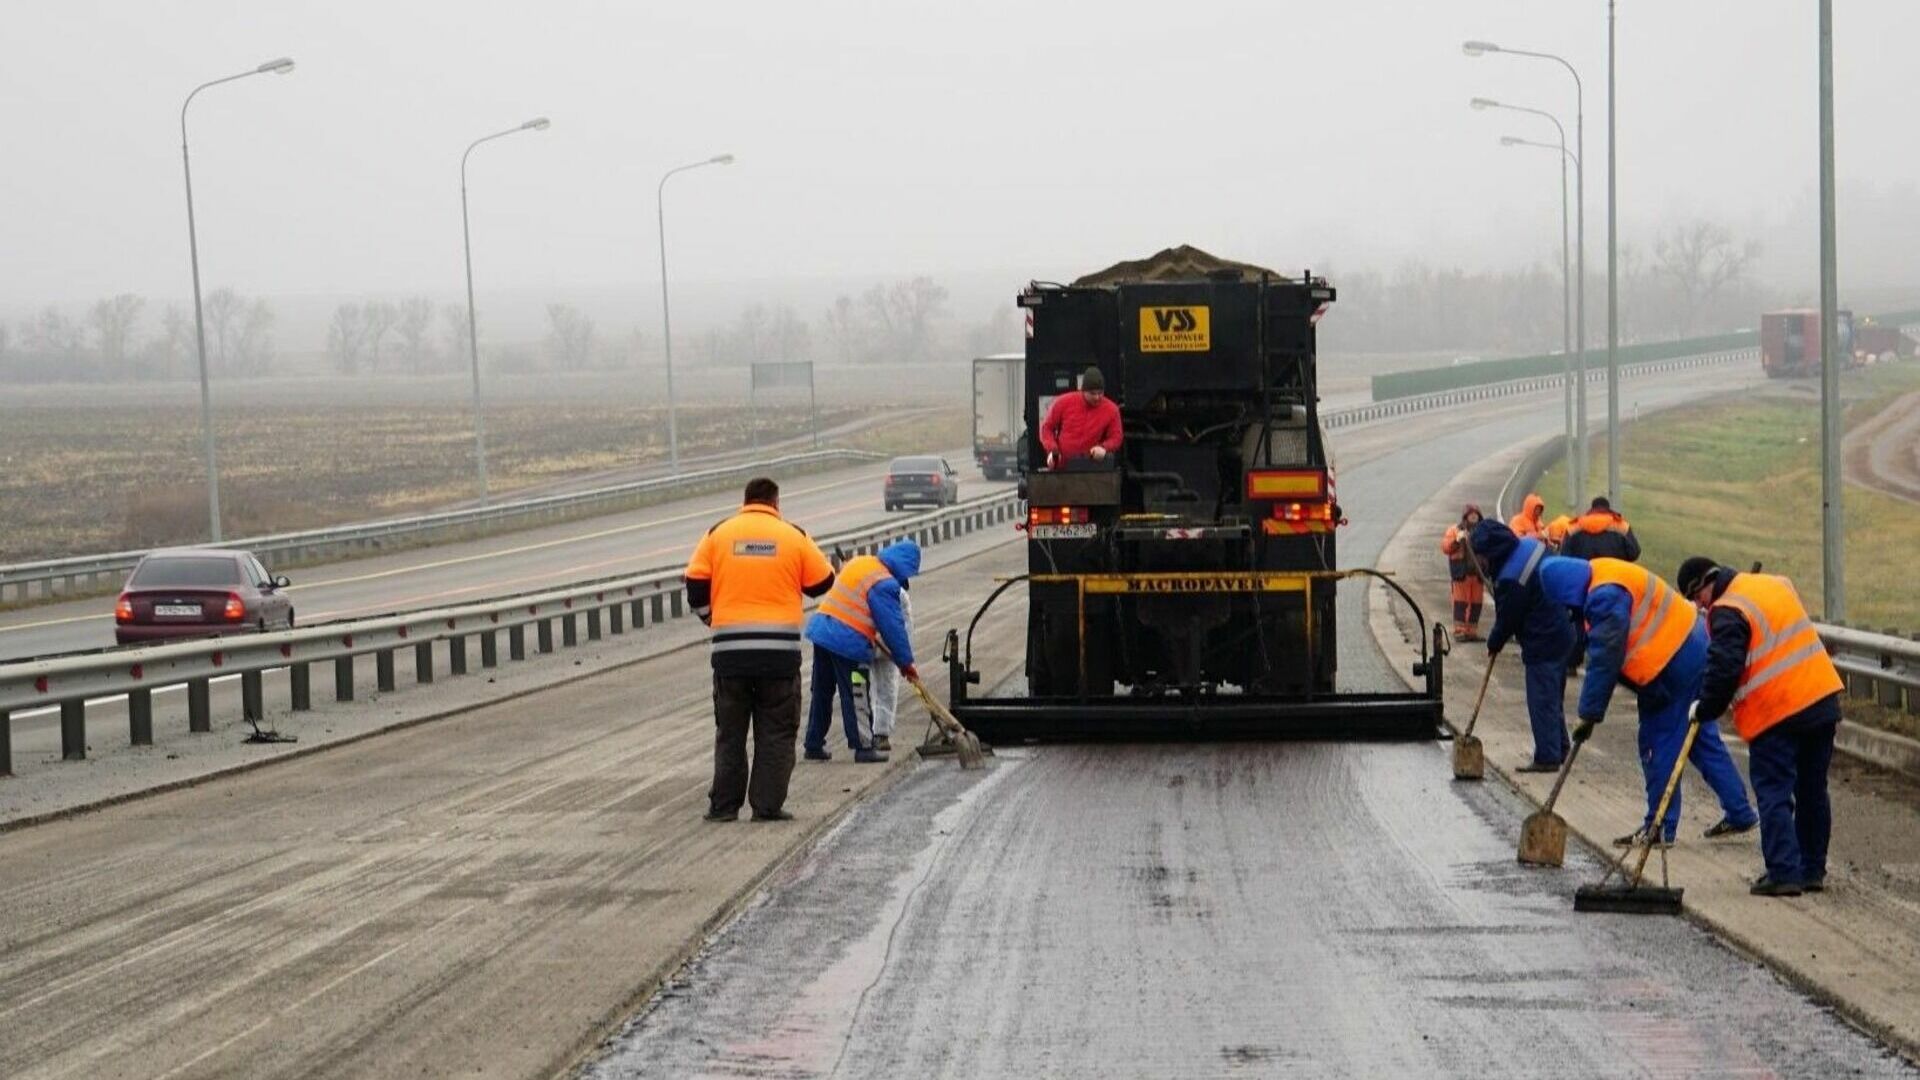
[1711,573,1844,742]
[818,555,891,641]
[1588,558,1694,684]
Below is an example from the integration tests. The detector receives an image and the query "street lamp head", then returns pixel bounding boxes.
[1499,136,1526,147]
[522,117,551,131]
[1462,40,1501,57]
[258,57,296,74]
[1470,97,1499,111]
[710,153,735,165]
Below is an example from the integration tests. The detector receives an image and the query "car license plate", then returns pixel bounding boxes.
[1031,524,1097,540]
[155,604,201,617]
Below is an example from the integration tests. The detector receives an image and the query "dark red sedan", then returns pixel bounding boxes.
[114,549,295,645]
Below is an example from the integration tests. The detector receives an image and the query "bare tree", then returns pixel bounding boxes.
[235,298,276,375]
[440,305,472,368]
[202,288,243,374]
[1652,220,1760,334]
[965,304,1019,357]
[732,304,774,363]
[770,305,811,361]
[327,303,372,374]
[545,303,595,370]
[623,325,654,368]
[821,295,861,364]
[158,304,192,379]
[362,300,398,372]
[863,276,949,363]
[23,306,84,362]
[394,296,437,372]
[88,293,145,367]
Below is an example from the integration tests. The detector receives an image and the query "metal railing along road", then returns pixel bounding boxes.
[0,449,882,604]
[0,489,1022,775]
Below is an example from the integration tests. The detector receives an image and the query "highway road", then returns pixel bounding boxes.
[0,447,1004,662]
[584,366,1915,1078]
[3,366,1910,1079]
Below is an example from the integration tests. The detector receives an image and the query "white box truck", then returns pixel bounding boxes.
[972,353,1024,480]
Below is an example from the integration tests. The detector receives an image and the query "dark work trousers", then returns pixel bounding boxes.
[1747,713,1838,884]
[1523,658,1570,766]
[710,672,801,818]
[804,647,874,753]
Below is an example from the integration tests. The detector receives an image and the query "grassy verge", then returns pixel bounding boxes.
[1540,363,1920,628]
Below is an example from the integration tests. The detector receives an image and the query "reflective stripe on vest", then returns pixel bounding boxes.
[1515,540,1546,586]
[711,621,804,653]
[1713,574,1844,742]
[1588,558,1693,684]
[818,555,890,641]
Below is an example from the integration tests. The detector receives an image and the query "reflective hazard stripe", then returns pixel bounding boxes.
[712,621,803,652]
[1734,638,1830,703]
[1516,542,1546,586]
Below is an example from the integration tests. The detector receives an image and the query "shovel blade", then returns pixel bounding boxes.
[1516,810,1567,867]
[1452,735,1485,781]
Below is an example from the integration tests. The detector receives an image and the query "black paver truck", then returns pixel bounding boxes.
[943,247,1444,742]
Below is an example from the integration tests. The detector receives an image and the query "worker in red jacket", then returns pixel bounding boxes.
[1039,366,1123,469]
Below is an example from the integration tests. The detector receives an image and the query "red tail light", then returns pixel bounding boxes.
[223,593,247,622]
[115,595,134,623]
[1273,501,1337,523]
[1028,506,1090,526]
[930,474,942,485]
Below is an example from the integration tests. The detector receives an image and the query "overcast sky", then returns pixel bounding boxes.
[3,0,1915,314]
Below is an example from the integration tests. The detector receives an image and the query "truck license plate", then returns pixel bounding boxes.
[1031,524,1097,540]
[155,604,201,617]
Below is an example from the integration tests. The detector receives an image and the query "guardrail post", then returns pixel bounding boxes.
[650,595,666,624]
[481,630,499,668]
[510,625,528,661]
[188,679,211,733]
[241,671,265,722]
[670,593,684,619]
[60,701,86,760]
[291,663,312,711]
[609,603,625,635]
[538,620,555,654]
[335,657,355,701]
[128,688,154,745]
[587,608,603,641]
[0,711,10,777]
[415,642,434,684]
[450,636,469,676]
[562,612,578,647]
[377,649,397,693]
[1880,630,1904,709]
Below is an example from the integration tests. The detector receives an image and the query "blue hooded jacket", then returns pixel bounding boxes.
[1539,555,1706,721]
[1472,520,1572,663]
[805,540,920,666]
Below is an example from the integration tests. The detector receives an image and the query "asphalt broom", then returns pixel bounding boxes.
[1452,652,1497,781]
[873,639,988,770]
[1516,739,1582,866]
[1573,718,1700,915]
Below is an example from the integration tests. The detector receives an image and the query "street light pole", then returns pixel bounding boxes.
[460,116,551,502]
[1494,128,1580,510]
[656,154,736,475]
[1465,40,1587,506]
[180,56,295,543]
[1606,0,1621,504]
[1818,0,1844,620]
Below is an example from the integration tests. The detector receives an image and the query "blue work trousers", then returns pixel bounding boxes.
[1524,658,1569,766]
[1638,702,1756,840]
[1746,715,1838,884]
[804,645,874,753]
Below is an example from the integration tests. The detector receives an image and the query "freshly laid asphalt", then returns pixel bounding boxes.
[583,368,1917,1078]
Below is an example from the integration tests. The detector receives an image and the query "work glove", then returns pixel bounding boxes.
[900,663,919,683]
[1571,717,1599,744]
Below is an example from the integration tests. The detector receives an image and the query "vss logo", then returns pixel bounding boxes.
[1138,305,1211,353]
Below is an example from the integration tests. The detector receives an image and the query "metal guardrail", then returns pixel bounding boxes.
[0,449,883,604]
[1325,347,1753,431]
[1498,428,1920,714]
[0,489,1022,775]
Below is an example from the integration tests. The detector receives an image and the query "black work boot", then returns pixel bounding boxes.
[1750,876,1804,897]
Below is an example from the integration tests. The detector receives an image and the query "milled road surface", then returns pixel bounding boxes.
[584,367,1915,1078]
[0,446,1000,661]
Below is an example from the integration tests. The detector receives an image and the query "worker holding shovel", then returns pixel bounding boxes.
[1471,519,1573,772]
[1538,556,1757,848]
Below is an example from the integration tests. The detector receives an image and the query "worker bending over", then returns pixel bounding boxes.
[1473,520,1572,771]
[1039,365,1123,469]
[1539,556,1757,847]
[1678,558,1844,897]
[804,540,921,763]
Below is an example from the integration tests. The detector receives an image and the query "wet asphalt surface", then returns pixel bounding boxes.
[582,380,1918,1078]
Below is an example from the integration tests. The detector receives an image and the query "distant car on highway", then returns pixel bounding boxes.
[884,456,960,510]
[114,548,295,645]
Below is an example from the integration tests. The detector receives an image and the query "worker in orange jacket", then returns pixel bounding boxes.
[1544,515,1574,553]
[1440,504,1486,641]
[1509,493,1546,540]
[1679,557,1845,897]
